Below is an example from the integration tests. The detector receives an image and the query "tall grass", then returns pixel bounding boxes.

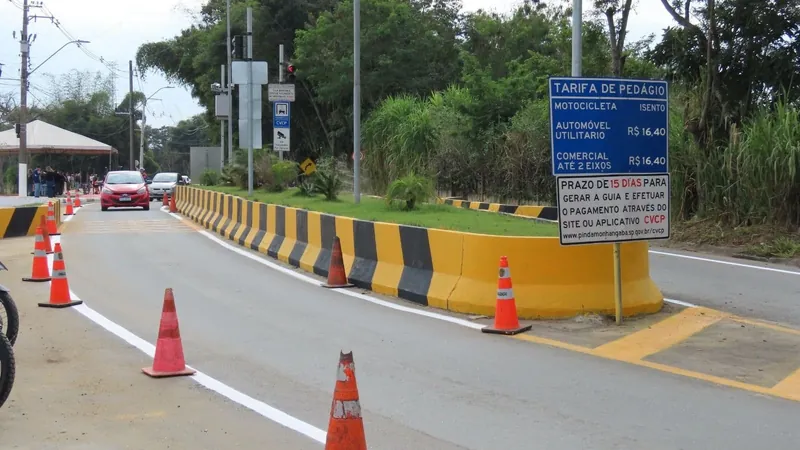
[363,87,800,229]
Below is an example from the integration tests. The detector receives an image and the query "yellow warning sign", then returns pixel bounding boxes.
[300,158,317,175]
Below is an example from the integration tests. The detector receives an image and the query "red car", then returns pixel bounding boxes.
[100,170,151,211]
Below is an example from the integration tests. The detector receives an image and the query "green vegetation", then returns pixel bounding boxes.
[385,173,434,211]
[2,0,794,255]
[204,185,558,237]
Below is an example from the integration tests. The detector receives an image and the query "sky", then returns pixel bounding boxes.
[0,0,677,129]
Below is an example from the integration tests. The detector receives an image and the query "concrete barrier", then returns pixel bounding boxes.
[437,198,558,221]
[0,201,62,239]
[177,187,663,318]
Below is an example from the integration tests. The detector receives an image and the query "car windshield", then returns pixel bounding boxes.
[152,173,178,183]
[105,172,144,184]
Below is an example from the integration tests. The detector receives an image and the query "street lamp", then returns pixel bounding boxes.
[138,86,173,172]
[29,40,90,75]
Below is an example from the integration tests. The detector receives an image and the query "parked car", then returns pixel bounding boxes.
[100,170,150,211]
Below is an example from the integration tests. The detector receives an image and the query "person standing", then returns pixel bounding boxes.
[32,166,41,198]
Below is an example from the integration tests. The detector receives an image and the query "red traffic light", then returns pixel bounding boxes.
[287,64,296,74]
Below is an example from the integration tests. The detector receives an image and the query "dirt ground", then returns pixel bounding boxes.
[0,237,319,450]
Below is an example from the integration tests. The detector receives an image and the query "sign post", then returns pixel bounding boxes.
[549,77,670,324]
[273,101,290,157]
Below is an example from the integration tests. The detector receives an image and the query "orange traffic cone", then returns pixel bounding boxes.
[64,195,74,216]
[322,237,354,288]
[162,192,169,207]
[325,351,367,450]
[37,215,53,254]
[169,193,177,213]
[38,243,82,308]
[481,256,531,335]
[142,288,195,378]
[46,201,59,235]
[74,191,82,208]
[22,227,52,282]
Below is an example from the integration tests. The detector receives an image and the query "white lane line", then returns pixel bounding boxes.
[70,302,327,444]
[649,249,800,276]
[664,298,697,308]
[164,211,486,330]
[51,209,328,445]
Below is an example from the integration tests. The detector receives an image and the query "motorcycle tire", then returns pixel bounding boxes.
[0,291,19,346]
[0,332,15,408]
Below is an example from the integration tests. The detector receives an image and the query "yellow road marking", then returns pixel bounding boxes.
[592,307,726,361]
[770,368,800,399]
[729,316,800,336]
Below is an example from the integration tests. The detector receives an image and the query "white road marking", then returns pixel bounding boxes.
[649,249,800,276]
[165,211,486,330]
[664,298,697,308]
[52,206,328,445]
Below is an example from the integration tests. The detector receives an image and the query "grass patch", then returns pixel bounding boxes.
[204,186,558,237]
[671,218,800,259]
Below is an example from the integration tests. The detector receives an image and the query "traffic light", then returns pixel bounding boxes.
[232,35,244,60]
[286,63,296,82]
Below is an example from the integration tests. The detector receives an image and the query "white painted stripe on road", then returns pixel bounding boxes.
[664,298,698,308]
[650,250,800,276]
[70,302,328,444]
[51,210,328,446]
[165,211,486,330]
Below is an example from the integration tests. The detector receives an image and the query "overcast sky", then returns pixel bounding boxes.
[0,0,676,129]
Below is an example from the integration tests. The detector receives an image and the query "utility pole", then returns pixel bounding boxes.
[278,44,284,161]
[220,64,226,169]
[353,0,361,203]
[140,98,146,171]
[226,0,233,164]
[246,7,254,195]
[128,60,134,170]
[17,0,30,197]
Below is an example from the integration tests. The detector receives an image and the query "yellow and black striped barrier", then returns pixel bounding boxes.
[0,201,62,239]
[437,198,558,221]
[176,186,663,319]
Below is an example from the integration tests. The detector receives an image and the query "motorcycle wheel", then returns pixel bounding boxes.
[0,291,19,346]
[0,332,15,408]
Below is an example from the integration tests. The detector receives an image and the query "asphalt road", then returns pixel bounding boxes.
[59,204,800,449]
[650,249,800,327]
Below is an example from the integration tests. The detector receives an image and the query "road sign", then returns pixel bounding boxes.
[300,158,316,175]
[273,102,290,128]
[268,84,296,102]
[231,61,269,85]
[556,174,670,245]
[549,77,669,176]
[273,128,290,153]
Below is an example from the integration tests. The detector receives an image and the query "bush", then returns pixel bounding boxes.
[270,160,299,192]
[313,168,343,201]
[385,173,434,210]
[295,175,316,197]
[200,169,220,186]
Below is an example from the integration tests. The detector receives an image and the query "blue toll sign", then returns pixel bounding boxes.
[549,77,669,176]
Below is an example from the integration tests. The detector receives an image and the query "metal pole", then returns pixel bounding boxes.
[18,0,29,197]
[129,60,135,170]
[278,44,284,83]
[571,0,582,77]
[226,0,233,165]
[139,98,146,170]
[246,7,254,196]
[278,44,284,161]
[353,0,361,203]
[221,64,226,170]
[613,242,623,324]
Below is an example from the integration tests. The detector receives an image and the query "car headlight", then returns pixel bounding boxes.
[102,188,112,194]
[137,187,147,194]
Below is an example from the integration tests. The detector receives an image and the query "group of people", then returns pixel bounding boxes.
[27,167,106,198]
